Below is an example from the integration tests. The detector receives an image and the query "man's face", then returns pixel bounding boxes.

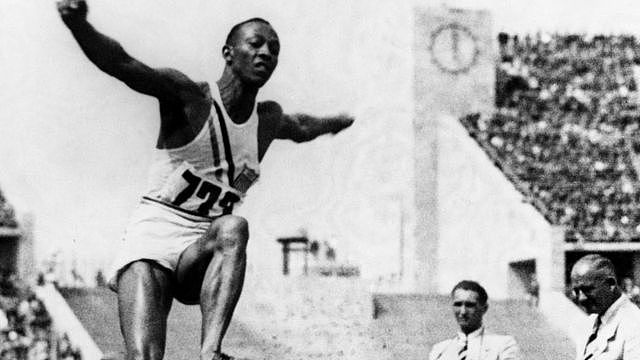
[571,265,616,315]
[225,21,280,87]
[452,289,487,334]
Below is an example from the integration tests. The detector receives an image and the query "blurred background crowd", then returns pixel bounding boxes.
[0,270,81,360]
[462,32,640,243]
[0,191,17,229]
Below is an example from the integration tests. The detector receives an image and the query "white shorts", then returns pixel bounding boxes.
[107,199,212,291]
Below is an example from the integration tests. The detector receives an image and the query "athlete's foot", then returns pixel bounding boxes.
[210,352,235,360]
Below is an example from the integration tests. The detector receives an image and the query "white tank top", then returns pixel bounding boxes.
[142,83,260,220]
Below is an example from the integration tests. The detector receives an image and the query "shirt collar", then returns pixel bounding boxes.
[601,294,627,325]
[458,326,484,341]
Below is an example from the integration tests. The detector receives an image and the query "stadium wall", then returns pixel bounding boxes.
[541,291,589,347]
[434,115,564,299]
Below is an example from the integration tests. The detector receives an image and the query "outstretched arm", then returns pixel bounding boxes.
[56,0,201,101]
[258,101,354,143]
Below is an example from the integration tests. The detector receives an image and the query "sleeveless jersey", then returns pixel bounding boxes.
[142,83,260,220]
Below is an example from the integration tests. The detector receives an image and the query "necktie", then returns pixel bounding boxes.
[458,338,468,360]
[583,316,601,360]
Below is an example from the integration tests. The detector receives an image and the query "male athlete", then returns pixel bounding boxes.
[57,1,354,359]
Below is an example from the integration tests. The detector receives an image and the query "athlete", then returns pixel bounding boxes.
[57,1,354,359]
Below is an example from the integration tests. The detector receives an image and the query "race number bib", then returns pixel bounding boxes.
[160,163,243,217]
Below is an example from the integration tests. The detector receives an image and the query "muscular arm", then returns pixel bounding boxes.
[57,0,201,102]
[258,101,354,143]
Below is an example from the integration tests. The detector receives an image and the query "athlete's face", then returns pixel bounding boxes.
[224,22,279,87]
[452,289,487,334]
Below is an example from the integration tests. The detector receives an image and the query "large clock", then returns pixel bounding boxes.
[428,23,480,75]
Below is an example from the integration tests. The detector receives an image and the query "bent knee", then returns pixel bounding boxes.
[121,261,157,281]
[204,216,249,251]
[118,261,171,286]
[218,215,249,234]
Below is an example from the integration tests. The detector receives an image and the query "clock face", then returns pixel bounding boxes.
[428,23,480,75]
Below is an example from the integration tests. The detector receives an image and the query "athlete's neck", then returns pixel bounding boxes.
[216,72,258,125]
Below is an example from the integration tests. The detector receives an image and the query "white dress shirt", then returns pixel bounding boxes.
[429,326,521,360]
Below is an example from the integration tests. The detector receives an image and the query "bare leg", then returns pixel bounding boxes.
[117,261,173,360]
[175,215,249,360]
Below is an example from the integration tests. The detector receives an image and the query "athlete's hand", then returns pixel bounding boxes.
[332,113,355,134]
[57,0,88,28]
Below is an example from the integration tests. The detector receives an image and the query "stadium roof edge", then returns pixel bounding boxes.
[565,242,640,252]
[0,227,22,238]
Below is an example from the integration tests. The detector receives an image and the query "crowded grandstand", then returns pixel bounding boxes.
[0,191,17,229]
[462,32,640,243]
[0,193,83,360]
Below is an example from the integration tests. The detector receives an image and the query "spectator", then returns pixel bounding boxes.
[428,280,521,360]
[570,254,640,359]
[0,189,18,228]
[621,277,640,305]
[0,308,8,332]
[95,270,106,288]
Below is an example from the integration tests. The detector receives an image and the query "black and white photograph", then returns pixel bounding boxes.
[2,0,640,359]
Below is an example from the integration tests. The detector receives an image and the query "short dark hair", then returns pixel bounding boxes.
[451,280,488,305]
[225,18,272,46]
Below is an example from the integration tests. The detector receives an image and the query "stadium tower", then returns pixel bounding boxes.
[408,6,566,300]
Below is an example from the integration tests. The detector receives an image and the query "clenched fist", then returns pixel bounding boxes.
[57,0,88,27]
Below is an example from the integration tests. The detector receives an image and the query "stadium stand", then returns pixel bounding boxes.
[0,190,17,229]
[0,188,83,360]
[462,32,640,243]
[0,270,82,360]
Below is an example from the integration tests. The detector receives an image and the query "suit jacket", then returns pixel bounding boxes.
[428,328,521,360]
[575,295,640,360]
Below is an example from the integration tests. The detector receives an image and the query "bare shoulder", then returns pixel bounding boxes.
[255,101,285,159]
[257,100,284,120]
[154,68,207,102]
[257,100,287,136]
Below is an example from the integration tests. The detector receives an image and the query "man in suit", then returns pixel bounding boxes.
[429,280,521,360]
[571,254,640,360]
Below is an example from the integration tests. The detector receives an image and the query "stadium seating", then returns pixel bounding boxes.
[0,190,17,229]
[0,271,82,360]
[462,33,640,242]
